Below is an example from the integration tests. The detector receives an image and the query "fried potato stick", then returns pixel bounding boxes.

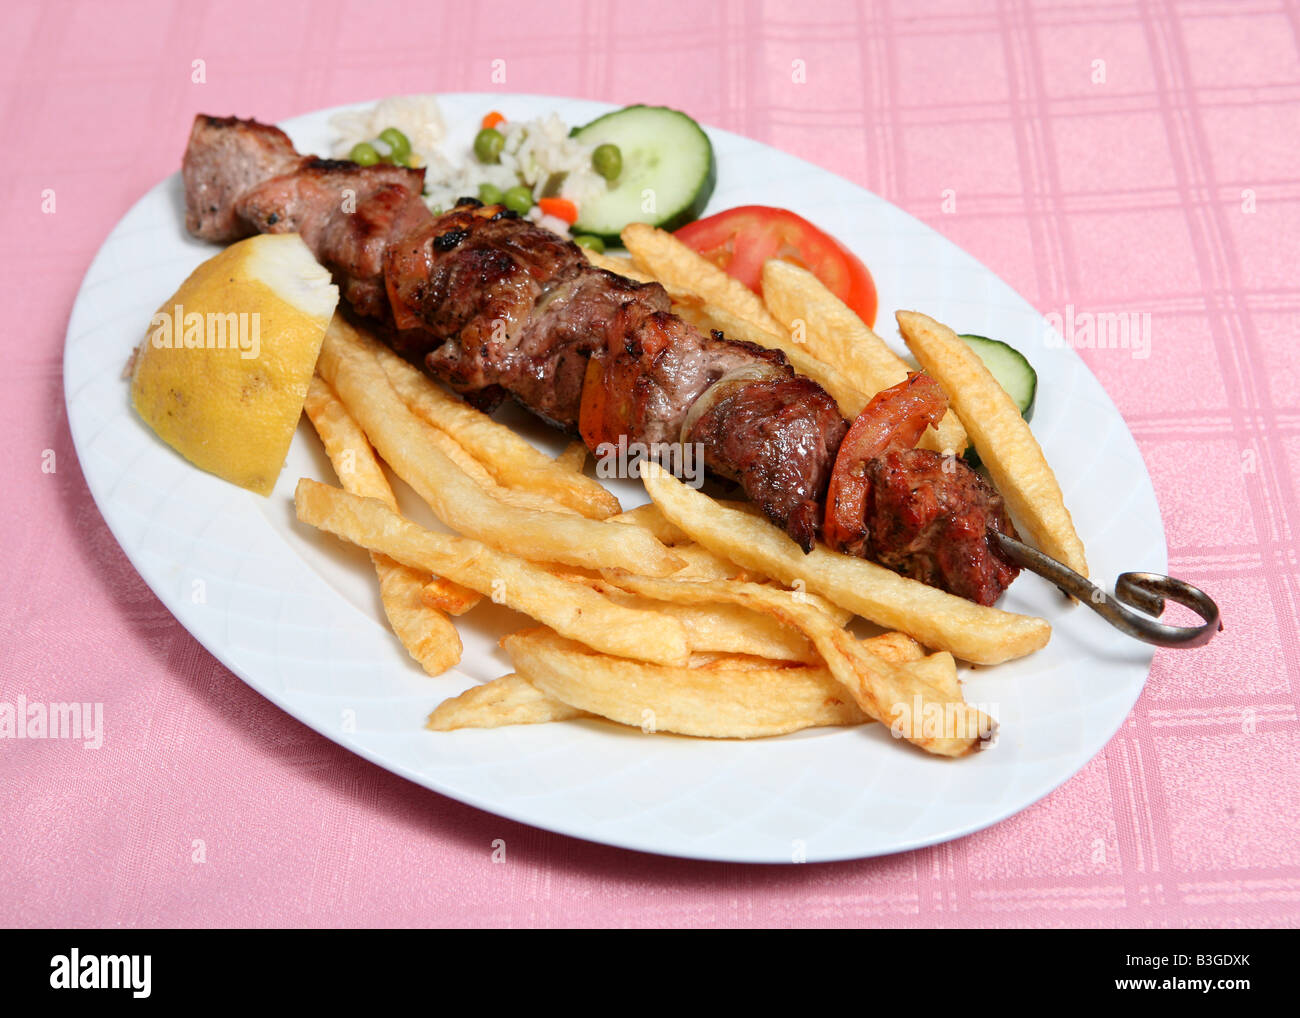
[294,478,691,666]
[762,260,968,455]
[554,441,589,472]
[316,317,681,576]
[426,672,592,730]
[582,247,657,283]
[431,629,937,734]
[302,374,466,675]
[897,310,1087,577]
[604,572,992,756]
[641,461,1051,665]
[504,628,867,738]
[361,326,621,518]
[622,222,785,335]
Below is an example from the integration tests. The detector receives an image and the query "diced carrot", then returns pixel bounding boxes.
[538,197,579,224]
[482,111,505,130]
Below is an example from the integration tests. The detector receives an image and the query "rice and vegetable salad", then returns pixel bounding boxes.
[329,95,717,251]
[331,96,614,248]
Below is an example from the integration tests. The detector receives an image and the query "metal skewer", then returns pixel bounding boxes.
[989,531,1222,648]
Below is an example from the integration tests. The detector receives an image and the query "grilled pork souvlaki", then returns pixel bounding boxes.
[182,113,1021,605]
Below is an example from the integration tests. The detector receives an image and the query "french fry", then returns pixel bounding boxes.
[360,325,622,519]
[604,572,992,756]
[607,514,853,628]
[599,563,846,629]
[370,565,463,675]
[622,222,785,335]
[426,673,591,730]
[897,310,1088,577]
[504,628,868,738]
[554,441,589,472]
[431,629,934,733]
[582,247,657,283]
[294,479,691,666]
[414,406,581,516]
[640,461,1051,665]
[419,576,483,616]
[654,601,817,661]
[302,374,466,675]
[576,576,820,663]
[303,374,395,499]
[900,651,965,703]
[610,503,691,545]
[761,261,968,454]
[634,544,858,628]
[609,502,781,583]
[666,543,754,581]
[317,317,681,576]
[673,301,871,420]
[863,631,928,667]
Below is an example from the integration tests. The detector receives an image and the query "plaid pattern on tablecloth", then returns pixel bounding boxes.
[1,0,1296,927]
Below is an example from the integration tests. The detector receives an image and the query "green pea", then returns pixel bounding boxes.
[378,127,411,162]
[474,127,505,164]
[572,234,605,254]
[381,150,410,167]
[592,143,622,181]
[503,185,534,215]
[478,182,505,205]
[349,142,380,166]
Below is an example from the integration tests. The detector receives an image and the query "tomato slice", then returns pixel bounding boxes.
[823,374,947,556]
[675,206,878,327]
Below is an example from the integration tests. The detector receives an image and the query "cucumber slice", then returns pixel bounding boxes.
[957,334,1037,469]
[958,334,1037,421]
[570,105,716,244]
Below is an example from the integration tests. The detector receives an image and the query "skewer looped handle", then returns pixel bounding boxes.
[990,531,1222,649]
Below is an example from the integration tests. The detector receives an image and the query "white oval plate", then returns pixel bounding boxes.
[64,94,1162,863]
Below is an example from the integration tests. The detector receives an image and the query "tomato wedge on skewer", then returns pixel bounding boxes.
[675,205,878,327]
[822,374,948,556]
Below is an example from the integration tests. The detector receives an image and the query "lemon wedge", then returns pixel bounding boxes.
[130,234,339,495]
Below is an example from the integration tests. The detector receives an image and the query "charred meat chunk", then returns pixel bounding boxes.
[685,373,848,549]
[236,158,427,319]
[182,115,304,242]
[864,448,1020,606]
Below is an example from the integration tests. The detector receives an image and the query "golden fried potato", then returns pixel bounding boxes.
[294,479,691,666]
[430,628,934,734]
[503,628,867,738]
[364,328,621,519]
[897,310,1087,577]
[621,222,784,334]
[640,461,1051,665]
[316,317,682,576]
[603,572,993,756]
[762,260,968,454]
[426,673,591,730]
[581,247,657,283]
[553,441,589,472]
[303,374,466,675]
[419,576,484,616]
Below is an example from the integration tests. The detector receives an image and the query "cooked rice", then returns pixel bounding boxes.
[330,96,605,231]
[330,95,447,161]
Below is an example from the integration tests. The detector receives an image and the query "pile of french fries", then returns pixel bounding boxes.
[294,223,1086,758]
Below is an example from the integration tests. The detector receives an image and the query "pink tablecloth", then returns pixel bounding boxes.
[3,0,1297,928]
